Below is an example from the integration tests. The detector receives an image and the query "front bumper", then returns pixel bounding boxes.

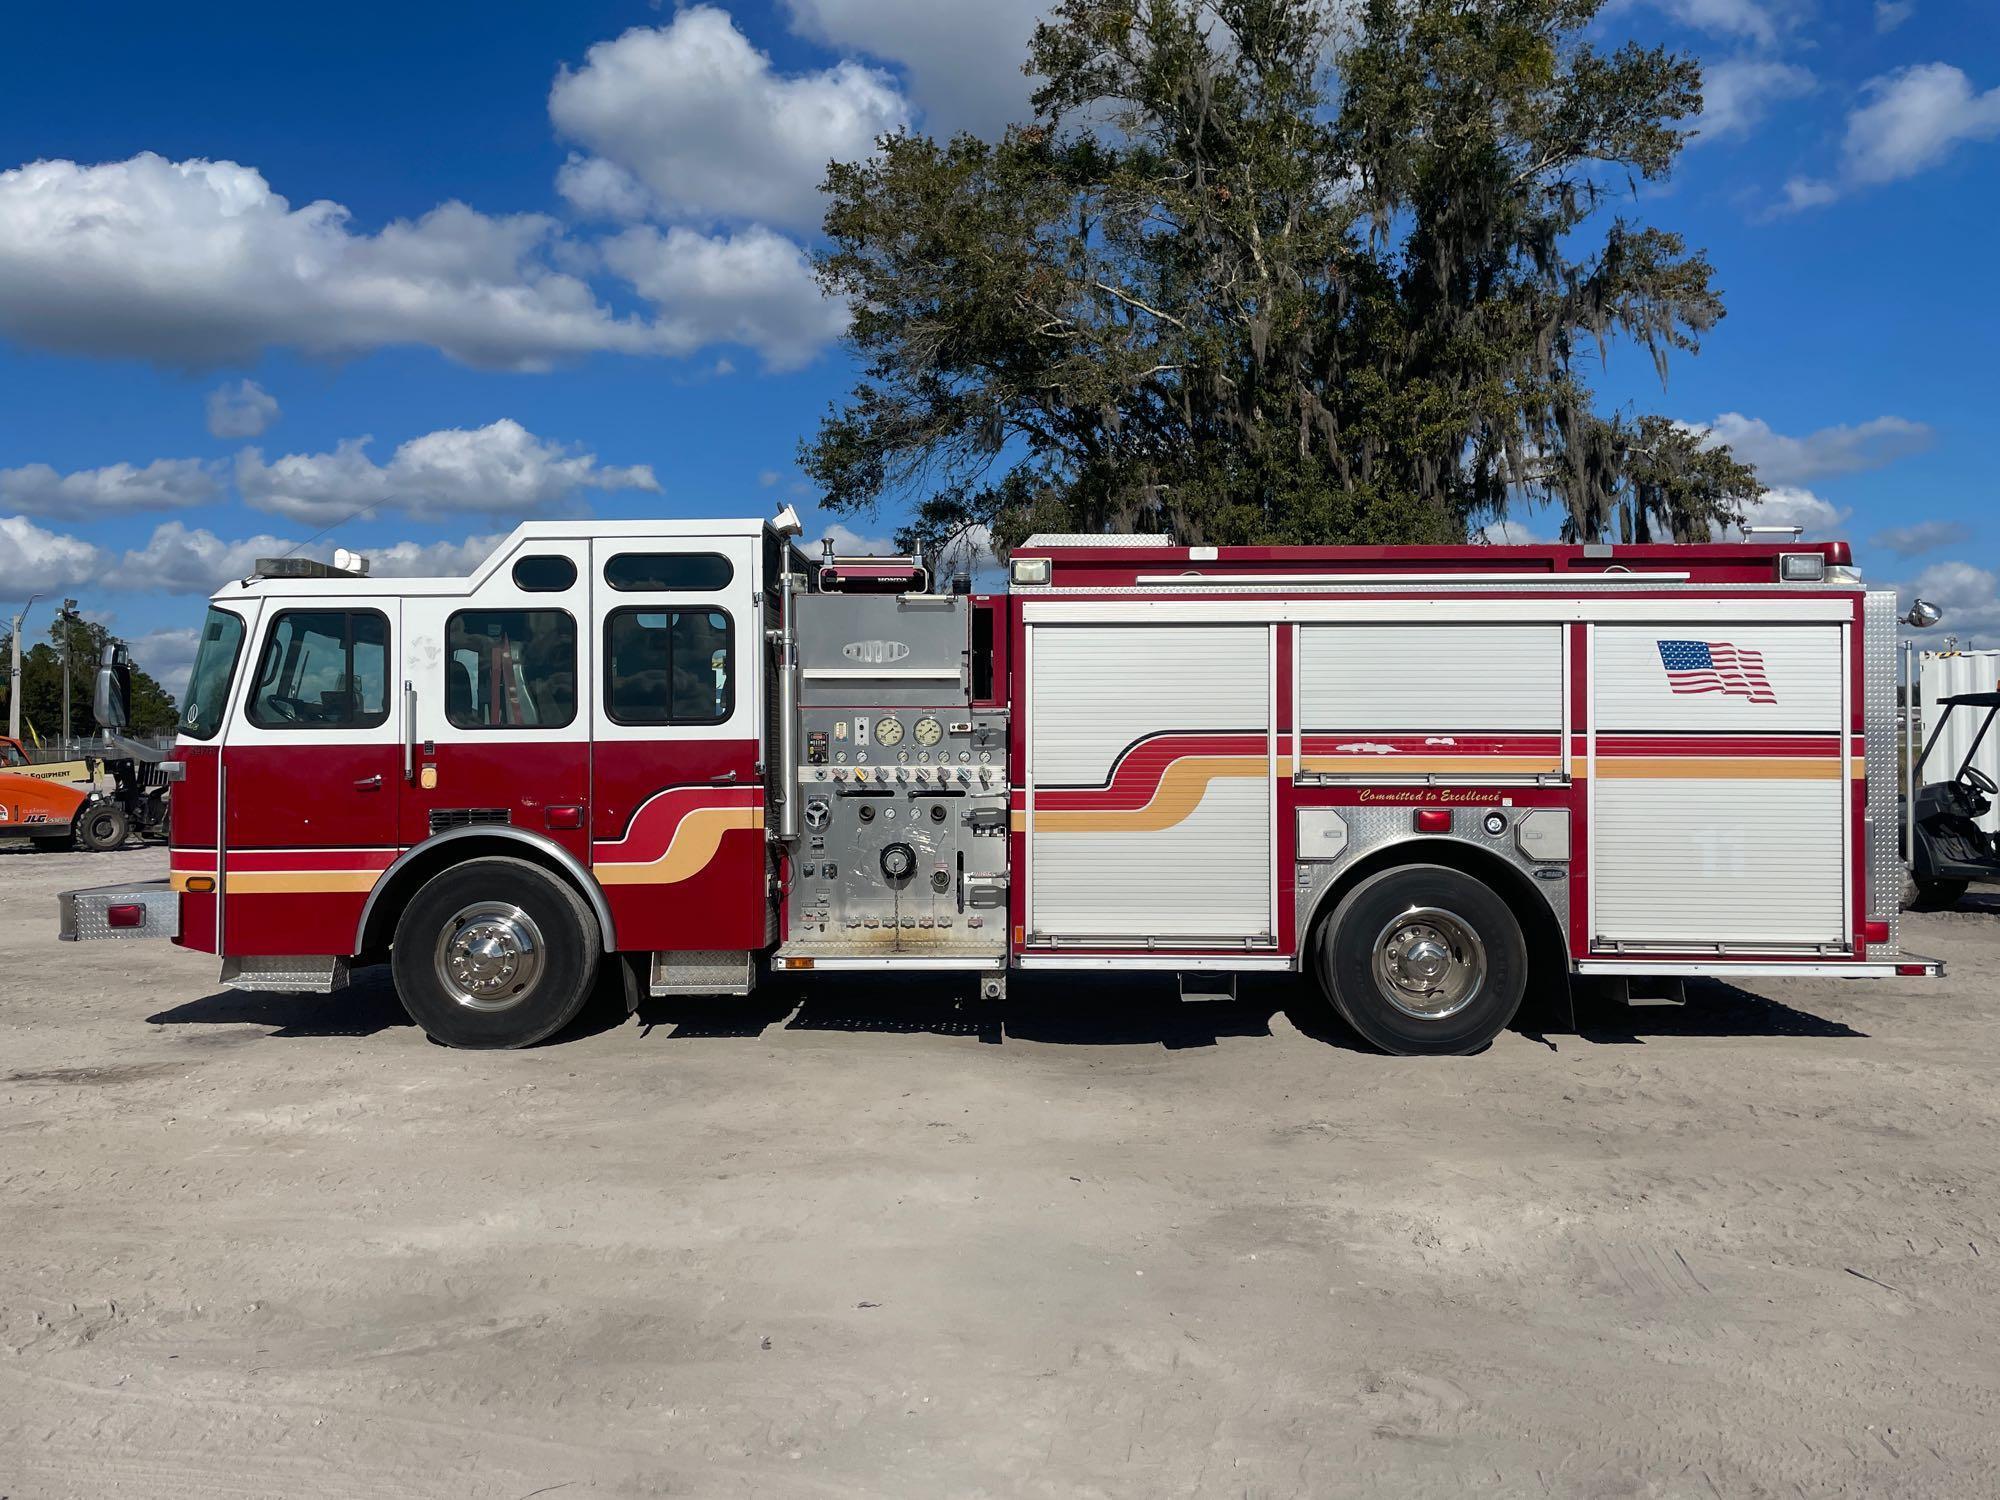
[58,880,178,941]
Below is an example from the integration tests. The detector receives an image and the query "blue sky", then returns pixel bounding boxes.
[1,0,1996,693]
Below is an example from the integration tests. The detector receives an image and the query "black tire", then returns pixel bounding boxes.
[1313,863,1528,1056]
[390,857,601,1049]
[1911,877,1969,911]
[74,801,129,852]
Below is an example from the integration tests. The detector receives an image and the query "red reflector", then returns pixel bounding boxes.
[1863,920,1890,944]
[544,804,585,831]
[1415,809,1452,833]
[106,904,144,928]
[1896,963,1931,977]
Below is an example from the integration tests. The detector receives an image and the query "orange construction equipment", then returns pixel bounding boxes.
[0,736,127,851]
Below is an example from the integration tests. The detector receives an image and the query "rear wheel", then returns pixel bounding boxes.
[1911,876,1969,911]
[74,802,128,852]
[1314,864,1528,1056]
[390,857,601,1049]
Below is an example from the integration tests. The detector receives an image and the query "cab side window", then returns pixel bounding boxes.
[605,608,733,724]
[247,610,390,729]
[446,609,577,729]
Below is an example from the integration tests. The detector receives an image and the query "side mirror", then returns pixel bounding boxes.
[1903,598,1943,629]
[93,643,132,733]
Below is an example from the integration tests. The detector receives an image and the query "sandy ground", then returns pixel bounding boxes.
[2,845,1997,1499]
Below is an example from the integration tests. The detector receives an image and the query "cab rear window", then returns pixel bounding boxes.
[605,608,733,724]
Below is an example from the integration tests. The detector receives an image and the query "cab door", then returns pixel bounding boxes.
[398,541,592,862]
[220,598,403,956]
[588,535,767,952]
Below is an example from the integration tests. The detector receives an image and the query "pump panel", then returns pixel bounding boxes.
[780,593,1007,960]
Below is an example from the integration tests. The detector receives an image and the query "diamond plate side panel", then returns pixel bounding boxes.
[1864,591,1901,950]
[1291,807,1571,956]
[649,949,753,996]
[220,955,350,993]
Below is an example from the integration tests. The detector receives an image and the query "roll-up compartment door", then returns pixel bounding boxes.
[1028,624,1272,942]
[1590,623,1848,949]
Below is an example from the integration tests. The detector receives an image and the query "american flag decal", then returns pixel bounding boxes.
[1656,639,1776,703]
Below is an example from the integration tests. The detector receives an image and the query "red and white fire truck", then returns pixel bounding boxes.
[60,514,1938,1052]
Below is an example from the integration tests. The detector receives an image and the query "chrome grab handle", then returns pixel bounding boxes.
[402,681,416,781]
[354,774,383,791]
[710,770,739,785]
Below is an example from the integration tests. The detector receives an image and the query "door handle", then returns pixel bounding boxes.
[354,774,383,791]
[402,681,417,782]
[710,770,739,784]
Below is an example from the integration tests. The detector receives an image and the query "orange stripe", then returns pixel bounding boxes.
[1594,757,1843,781]
[1034,756,1262,833]
[595,806,764,885]
[177,870,384,895]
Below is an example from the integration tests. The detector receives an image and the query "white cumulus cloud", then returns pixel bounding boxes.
[550,6,909,230]
[1781,63,2000,209]
[1695,59,1815,144]
[0,153,667,371]
[0,515,106,595]
[235,418,661,526]
[115,522,300,594]
[0,457,220,518]
[1898,559,2000,646]
[205,378,280,438]
[129,625,204,697]
[782,0,1047,139]
[1609,0,1785,47]
[601,225,850,371]
[1724,486,1847,540]
[1873,519,1971,559]
[1694,412,1933,485]
[369,533,510,578]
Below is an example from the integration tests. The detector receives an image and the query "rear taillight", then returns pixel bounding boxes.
[1863,920,1890,944]
[106,904,144,928]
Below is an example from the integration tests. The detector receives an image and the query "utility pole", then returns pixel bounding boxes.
[6,592,39,744]
[58,598,78,755]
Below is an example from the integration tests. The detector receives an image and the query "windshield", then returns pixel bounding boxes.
[0,742,25,768]
[178,607,245,741]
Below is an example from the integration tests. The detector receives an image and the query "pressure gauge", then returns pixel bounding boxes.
[875,715,905,747]
[913,716,943,747]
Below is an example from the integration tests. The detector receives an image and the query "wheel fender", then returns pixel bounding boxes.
[354,827,618,958]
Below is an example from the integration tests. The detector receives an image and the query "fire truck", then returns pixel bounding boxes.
[59,512,1938,1053]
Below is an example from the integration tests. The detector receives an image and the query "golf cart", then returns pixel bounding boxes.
[1908,690,2000,908]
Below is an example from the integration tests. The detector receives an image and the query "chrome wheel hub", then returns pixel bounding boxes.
[434,902,544,1012]
[1371,906,1486,1021]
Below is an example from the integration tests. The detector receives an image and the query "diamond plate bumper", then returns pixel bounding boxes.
[58,880,178,942]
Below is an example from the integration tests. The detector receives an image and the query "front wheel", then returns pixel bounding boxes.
[391,857,601,1048]
[74,801,128,852]
[1313,864,1528,1056]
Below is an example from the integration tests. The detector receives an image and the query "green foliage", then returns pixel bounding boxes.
[1,609,180,743]
[803,0,1758,556]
